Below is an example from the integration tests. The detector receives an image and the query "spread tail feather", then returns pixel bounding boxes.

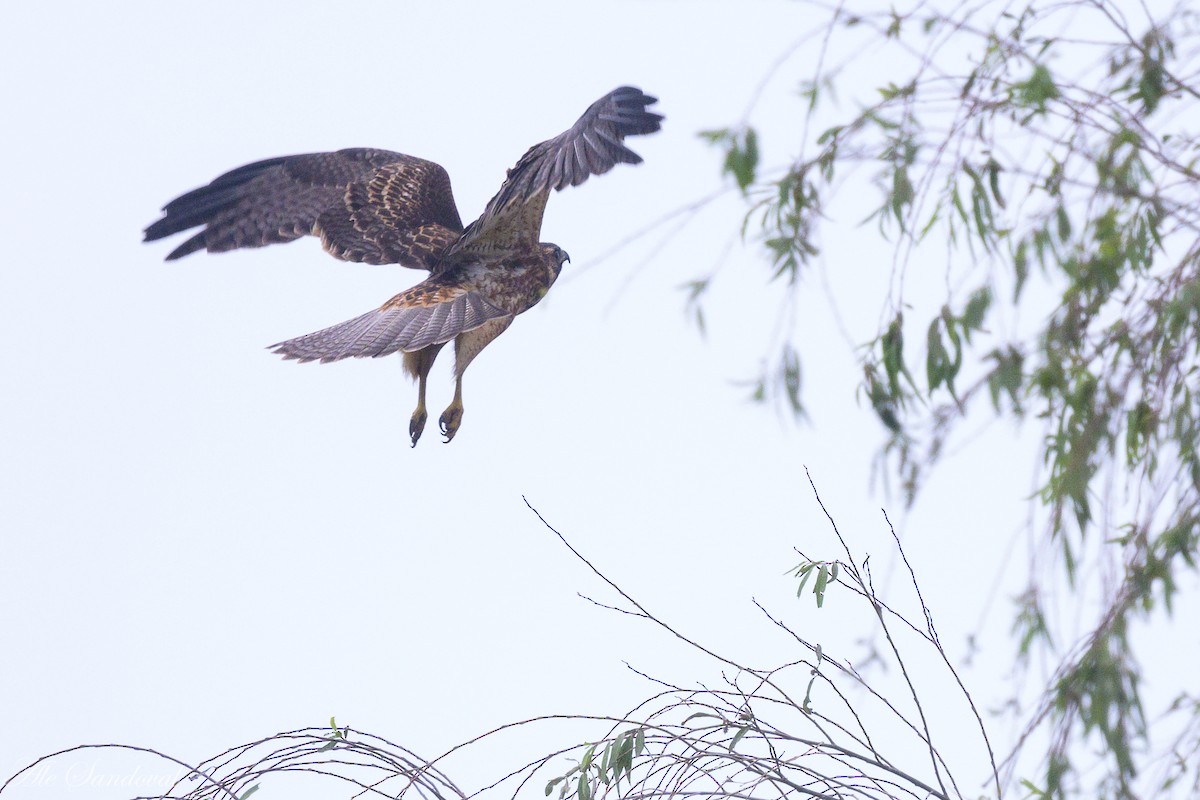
[270,292,510,363]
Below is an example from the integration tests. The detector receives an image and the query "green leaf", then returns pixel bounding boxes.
[681,278,709,301]
[795,562,815,596]
[961,67,978,99]
[618,734,634,776]
[724,128,759,193]
[696,128,730,144]
[802,647,822,713]
[878,80,915,100]
[780,344,804,417]
[1013,239,1029,300]
[730,726,750,749]
[1015,63,1060,113]
[598,740,611,779]
[892,165,914,223]
[239,787,260,800]
[816,125,843,145]
[987,347,1024,413]
[885,10,901,38]
[1125,400,1155,467]
[962,287,992,335]
[863,364,903,434]
[926,318,950,391]
[814,565,829,607]
[1135,55,1165,113]
[986,158,1005,209]
[882,314,907,395]
[1055,205,1071,242]
[702,126,760,193]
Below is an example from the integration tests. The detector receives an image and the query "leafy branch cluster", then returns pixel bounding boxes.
[700,2,1199,796]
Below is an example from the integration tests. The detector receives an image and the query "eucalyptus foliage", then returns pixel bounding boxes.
[701,2,1199,797]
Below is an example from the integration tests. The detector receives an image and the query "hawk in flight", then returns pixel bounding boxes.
[145,86,662,445]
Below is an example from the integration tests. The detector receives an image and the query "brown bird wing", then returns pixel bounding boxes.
[270,281,510,363]
[144,148,464,269]
[451,86,663,256]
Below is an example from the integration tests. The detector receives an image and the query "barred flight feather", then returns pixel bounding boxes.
[270,292,509,363]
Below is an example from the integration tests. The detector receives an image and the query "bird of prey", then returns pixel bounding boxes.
[145,86,662,445]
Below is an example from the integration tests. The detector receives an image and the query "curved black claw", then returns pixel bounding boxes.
[410,410,428,448]
[439,405,463,443]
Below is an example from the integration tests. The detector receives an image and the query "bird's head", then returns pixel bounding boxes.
[542,243,571,272]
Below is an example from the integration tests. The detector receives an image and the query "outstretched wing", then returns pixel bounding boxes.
[452,86,663,255]
[144,148,465,270]
[270,282,510,363]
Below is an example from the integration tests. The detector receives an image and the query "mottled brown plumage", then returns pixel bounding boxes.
[145,87,663,444]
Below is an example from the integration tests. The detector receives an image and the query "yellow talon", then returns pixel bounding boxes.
[439,379,464,442]
[439,403,463,442]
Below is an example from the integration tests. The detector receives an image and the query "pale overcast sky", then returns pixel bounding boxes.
[2,2,1194,799]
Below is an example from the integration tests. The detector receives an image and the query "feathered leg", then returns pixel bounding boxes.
[439,317,514,443]
[404,344,445,447]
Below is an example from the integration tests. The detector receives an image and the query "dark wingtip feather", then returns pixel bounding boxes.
[142,216,178,243]
[461,86,665,243]
[607,86,665,134]
[144,156,294,257]
[165,233,207,261]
